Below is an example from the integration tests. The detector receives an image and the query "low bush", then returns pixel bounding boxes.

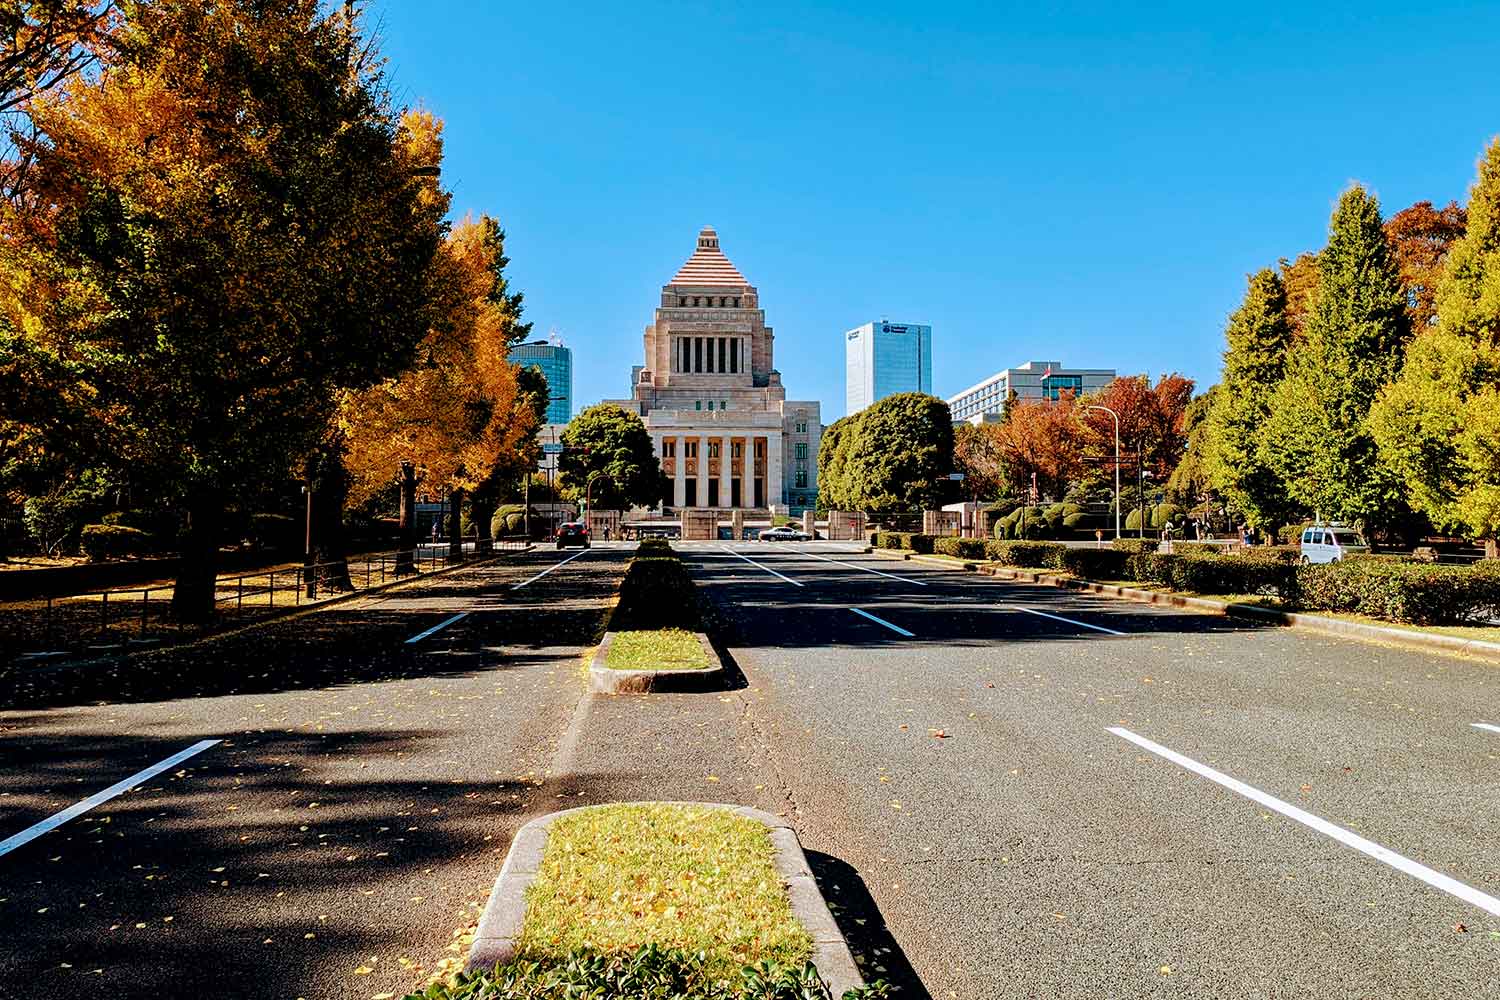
[1111,538,1157,555]
[406,945,892,1000]
[1295,560,1500,625]
[876,531,909,550]
[1061,512,1091,531]
[637,537,672,555]
[933,537,988,560]
[1054,547,1129,580]
[612,549,702,630]
[1167,554,1296,598]
[874,531,934,553]
[985,540,1066,568]
[1152,503,1184,530]
[79,523,153,561]
[1126,551,1177,586]
[1241,545,1302,565]
[1277,522,1312,546]
[907,533,936,554]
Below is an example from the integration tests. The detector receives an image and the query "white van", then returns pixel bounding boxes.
[1299,524,1369,564]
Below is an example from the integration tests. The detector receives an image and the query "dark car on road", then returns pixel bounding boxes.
[555,521,590,549]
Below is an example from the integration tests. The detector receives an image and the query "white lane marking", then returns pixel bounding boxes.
[850,607,914,637]
[719,546,805,587]
[0,740,221,859]
[1472,722,1500,736]
[404,611,469,644]
[796,548,928,586]
[1014,605,1127,636]
[1110,727,1500,918]
[511,547,591,589]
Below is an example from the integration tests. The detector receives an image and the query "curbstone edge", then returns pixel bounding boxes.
[587,631,726,693]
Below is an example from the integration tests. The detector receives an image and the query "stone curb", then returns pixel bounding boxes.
[9,546,534,675]
[468,803,864,995]
[870,549,1500,664]
[587,631,726,693]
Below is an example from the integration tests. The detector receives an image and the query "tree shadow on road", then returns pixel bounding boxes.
[807,850,931,998]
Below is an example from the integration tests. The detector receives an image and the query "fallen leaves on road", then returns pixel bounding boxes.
[928,729,948,739]
[1160,965,1174,976]
[1454,923,1468,934]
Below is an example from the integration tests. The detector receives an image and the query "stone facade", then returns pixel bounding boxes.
[605,226,821,511]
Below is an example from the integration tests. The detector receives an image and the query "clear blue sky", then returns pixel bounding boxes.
[367,0,1499,421]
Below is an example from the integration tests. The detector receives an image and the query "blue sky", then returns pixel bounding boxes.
[367,1,1499,421]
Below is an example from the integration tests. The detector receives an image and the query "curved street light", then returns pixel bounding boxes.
[1083,404,1121,540]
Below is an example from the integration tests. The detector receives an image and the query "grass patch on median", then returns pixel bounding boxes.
[516,803,812,974]
[604,628,711,671]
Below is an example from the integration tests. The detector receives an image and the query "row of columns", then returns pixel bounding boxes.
[652,431,782,509]
[674,335,746,375]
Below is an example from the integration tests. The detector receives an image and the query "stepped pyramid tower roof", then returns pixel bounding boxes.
[669,226,749,287]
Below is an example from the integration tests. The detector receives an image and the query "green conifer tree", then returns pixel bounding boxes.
[1206,268,1299,531]
[1262,185,1412,537]
[1370,139,1500,556]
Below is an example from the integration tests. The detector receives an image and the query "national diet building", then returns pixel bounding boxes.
[606,226,821,512]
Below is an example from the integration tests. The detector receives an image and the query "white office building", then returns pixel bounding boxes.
[946,360,1116,423]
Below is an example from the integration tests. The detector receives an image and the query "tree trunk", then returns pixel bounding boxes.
[396,461,417,575]
[474,495,494,556]
[171,495,223,623]
[308,449,353,592]
[448,487,464,561]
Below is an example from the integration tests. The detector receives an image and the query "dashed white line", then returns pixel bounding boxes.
[1110,726,1500,918]
[796,548,928,586]
[850,607,914,637]
[1014,605,1127,636]
[511,547,591,589]
[0,740,222,859]
[719,546,805,586]
[404,611,469,644]
[1471,722,1500,736]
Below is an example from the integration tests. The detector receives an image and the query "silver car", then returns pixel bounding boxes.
[758,525,811,542]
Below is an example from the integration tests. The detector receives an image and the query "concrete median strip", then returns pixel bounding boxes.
[587,630,726,693]
[468,803,864,995]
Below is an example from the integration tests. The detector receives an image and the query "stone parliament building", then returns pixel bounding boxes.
[606,226,821,512]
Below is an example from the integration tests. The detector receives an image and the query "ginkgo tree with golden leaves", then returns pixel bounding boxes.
[340,123,539,565]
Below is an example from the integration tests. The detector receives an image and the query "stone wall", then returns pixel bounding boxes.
[681,509,718,541]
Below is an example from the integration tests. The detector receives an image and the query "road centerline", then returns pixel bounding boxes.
[719,546,805,586]
[404,611,469,644]
[0,740,222,859]
[1110,727,1500,918]
[1014,605,1127,636]
[511,547,591,589]
[849,607,915,637]
[795,548,928,586]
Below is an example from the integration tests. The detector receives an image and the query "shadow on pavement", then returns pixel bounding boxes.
[807,850,930,998]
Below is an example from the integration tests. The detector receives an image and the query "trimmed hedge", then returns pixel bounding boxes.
[1111,538,1157,555]
[985,540,1066,568]
[612,543,702,630]
[874,531,935,554]
[79,523,154,561]
[1295,561,1500,625]
[1054,547,1129,579]
[933,537,988,560]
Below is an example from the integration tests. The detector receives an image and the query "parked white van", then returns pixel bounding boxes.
[1299,524,1369,564]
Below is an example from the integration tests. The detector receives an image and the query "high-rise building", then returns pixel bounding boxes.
[845,320,932,414]
[513,339,573,425]
[603,226,821,511]
[946,360,1116,423]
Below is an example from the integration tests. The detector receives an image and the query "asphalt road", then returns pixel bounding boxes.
[3,540,1498,999]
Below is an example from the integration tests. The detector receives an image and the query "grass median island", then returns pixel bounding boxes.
[605,627,711,671]
[405,803,892,999]
[518,804,810,971]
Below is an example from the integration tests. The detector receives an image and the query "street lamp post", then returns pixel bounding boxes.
[1083,404,1121,540]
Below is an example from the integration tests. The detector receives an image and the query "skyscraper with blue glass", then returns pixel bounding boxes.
[844,320,932,415]
[513,339,573,425]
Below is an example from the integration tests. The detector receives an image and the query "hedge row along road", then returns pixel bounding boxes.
[1,541,1498,998]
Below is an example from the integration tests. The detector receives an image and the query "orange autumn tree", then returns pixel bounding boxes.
[340,199,537,564]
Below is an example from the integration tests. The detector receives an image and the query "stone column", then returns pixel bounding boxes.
[673,435,685,508]
[696,436,709,507]
[767,432,783,510]
[719,434,732,508]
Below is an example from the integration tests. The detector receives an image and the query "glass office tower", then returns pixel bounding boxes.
[512,340,573,425]
[844,320,932,414]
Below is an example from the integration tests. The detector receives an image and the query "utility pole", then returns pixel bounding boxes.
[1137,448,1145,540]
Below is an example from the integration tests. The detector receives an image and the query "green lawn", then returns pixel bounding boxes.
[605,628,711,671]
[517,803,813,974]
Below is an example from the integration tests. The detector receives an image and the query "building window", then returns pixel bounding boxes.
[685,441,697,458]
[794,421,807,433]
[794,443,808,460]
[733,297,741,308]
[709,442,720,458]
[678,296,686,307]
[755,441,765,459]
[795,468,807,488]
[663,441,676,458]
[732,443,742,459]
[720,400,728,410]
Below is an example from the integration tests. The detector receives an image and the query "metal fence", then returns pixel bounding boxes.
[3,540,526,659]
